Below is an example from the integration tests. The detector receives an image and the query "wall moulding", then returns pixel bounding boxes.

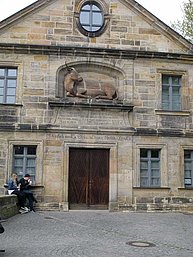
[0,43,192,61]
[48,99,134,111]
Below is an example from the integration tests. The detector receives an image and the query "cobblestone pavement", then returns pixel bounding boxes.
[1,211,193,257]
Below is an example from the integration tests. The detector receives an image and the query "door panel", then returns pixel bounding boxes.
[69,149,88,204]
[89,149,109,205]
[69,148,109,209]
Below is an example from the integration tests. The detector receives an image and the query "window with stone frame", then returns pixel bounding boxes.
[13,146,37,183]
[184,150,193,188]
[162,75,181,111]
[76,1,108,37]
[140,149,161,187]
[0,67,17,104]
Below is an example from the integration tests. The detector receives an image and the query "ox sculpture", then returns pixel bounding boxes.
[64,65,118,100]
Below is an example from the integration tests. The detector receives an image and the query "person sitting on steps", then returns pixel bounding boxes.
[18,174,37,212]
[8,172,29,214]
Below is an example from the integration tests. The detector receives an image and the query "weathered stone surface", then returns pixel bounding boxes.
[0,195,18,219]
[0,0,192,212]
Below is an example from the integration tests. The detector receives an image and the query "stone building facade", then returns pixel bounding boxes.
[0,0,193,211]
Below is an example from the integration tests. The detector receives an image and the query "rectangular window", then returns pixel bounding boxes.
[13,145,37,183]
[140,149,160,187]
[162,75,181,111]
[0,67,17,104]
[184,150,193,188]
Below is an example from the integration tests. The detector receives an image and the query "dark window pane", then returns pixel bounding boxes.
[184,150,193,187]
[140,178,148,187]
[140,161,148,169]
[162,75,181,111]
[151,160,159,168]
[14,158,23,166]
[14,146,24,155]
[13,146,37,183]
[27,158,35,168]
[172,76,180,85]
[162,75,169,84]
[140,149,148,157]
[151,178,160,186]
[184,150,191,159]
[26,168,36,176]
[14,167,23,181]
[140,149,160,188]
[151,150,159,158]
[27,146,36,155]
[151,169,160,177]
[184,168,191,178]
[162,85,169,95]
[140,169,148,176]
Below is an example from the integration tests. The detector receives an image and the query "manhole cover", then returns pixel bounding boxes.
[126,241,156,247]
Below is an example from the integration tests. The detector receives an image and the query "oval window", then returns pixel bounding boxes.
[78,2,104,37]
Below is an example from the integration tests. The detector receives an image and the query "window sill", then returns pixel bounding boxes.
[155,109,190,116]
[133,187,170,189]
[0,103,23,107]
[178,187,193,190]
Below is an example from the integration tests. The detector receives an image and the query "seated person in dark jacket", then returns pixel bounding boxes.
[8,173,28,213]
[19,174,37,212]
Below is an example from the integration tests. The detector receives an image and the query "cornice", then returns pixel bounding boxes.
[0,43,192,62]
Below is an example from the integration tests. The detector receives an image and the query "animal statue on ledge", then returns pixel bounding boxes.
[64,64,118,100]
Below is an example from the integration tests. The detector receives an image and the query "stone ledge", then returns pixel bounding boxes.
[49,100,134,111]
[0,195,19,219]
[0,43,192,61]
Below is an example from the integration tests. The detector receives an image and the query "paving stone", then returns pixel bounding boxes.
[1,211,193,257]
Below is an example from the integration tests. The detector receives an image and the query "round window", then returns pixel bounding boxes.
[78,2,105,37]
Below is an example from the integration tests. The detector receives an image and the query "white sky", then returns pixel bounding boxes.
[0,0,184,25]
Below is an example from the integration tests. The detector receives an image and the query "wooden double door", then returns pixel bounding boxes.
[69,148,109,209]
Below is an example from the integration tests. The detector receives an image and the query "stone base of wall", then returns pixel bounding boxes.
[34,197,193,213]
[35,202,60,211]
[119,196,193,213]
[0,195,19,219]
[119,203,193,212]
[5,194,191,213]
